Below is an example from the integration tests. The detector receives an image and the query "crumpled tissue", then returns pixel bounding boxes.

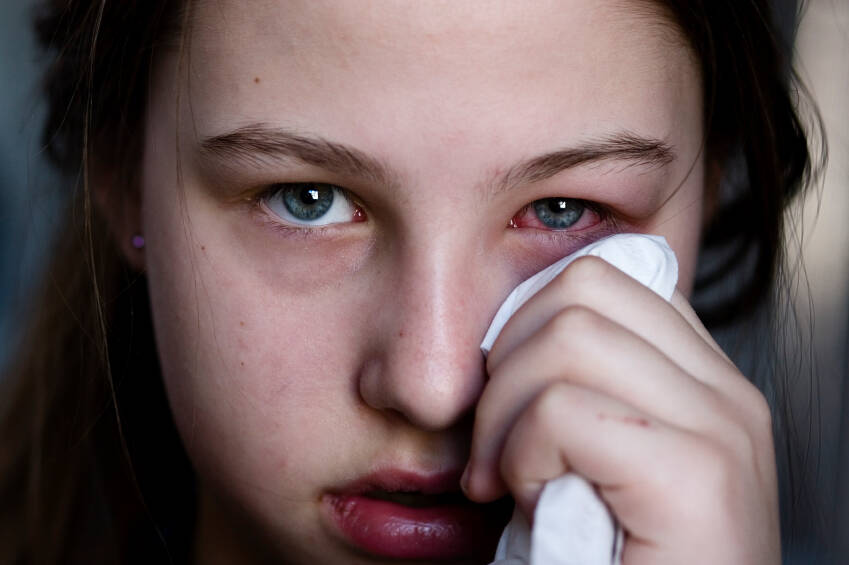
[482,233,679,565]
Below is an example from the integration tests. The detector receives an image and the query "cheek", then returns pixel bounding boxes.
[141,183,373,501]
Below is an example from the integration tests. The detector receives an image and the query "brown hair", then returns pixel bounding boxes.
[0,0,823,563]
[0,2,194,563]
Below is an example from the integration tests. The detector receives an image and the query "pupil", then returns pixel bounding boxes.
[283,183,335,220]
[549,200,568,212]
[301,188,320,204]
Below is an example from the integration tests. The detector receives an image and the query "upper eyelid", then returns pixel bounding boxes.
[262,181,341,195]
[257,182,350,206]
[518,197,609,218]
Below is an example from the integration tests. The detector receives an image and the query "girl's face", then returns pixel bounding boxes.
[141,1,705,562]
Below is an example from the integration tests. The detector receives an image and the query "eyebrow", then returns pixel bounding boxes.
[199,123,399,188]
[199,124,674,192]
[496,132,674,193]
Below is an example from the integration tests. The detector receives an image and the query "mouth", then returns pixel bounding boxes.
[362,489,467,507]
[323,469,512,561]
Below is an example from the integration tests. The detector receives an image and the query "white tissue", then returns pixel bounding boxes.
[481,233,678,355]
[484,233,679,565]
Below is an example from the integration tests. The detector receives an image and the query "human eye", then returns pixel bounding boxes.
[509,197,605,231]
[260,182,365,227]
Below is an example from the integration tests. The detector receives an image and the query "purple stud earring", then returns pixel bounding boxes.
[131,234,145,249]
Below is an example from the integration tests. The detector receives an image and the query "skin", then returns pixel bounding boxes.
[127,0,779,563]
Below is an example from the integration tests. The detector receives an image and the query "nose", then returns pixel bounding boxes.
[358,232,490,431]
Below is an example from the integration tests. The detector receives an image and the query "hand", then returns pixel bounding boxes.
[462,256,780,564]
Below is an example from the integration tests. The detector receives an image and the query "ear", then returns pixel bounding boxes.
[90,161,146,271]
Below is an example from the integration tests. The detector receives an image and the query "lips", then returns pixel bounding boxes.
[323,469,512,561]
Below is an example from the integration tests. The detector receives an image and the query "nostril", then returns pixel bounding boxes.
[356,263,489,430]
[358,347,486,432]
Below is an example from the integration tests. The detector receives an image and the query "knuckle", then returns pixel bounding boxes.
[702,390,755,457]
[745,392,775,463]
[697,389,770,486]
[543,305,605,350]
[526,382,575,435]
[721,379,774,451]
[565,254,612,284]
[551,255,611,296]
[742,383,773,436]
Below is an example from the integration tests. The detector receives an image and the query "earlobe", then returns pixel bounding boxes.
[117,230,146,271]
[90,162,146,271]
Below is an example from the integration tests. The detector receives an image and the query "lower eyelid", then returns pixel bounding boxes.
[252,204,342,240]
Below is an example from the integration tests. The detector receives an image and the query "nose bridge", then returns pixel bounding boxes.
[360,229,487,431]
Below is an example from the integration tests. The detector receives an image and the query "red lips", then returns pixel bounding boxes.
[323,469,511,561]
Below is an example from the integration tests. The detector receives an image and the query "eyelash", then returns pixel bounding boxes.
[252,182,619,241]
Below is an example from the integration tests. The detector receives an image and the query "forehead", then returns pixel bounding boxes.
[183,0,699,169]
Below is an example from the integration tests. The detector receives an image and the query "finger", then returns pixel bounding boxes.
[669,290,730,361]
[496,382,779,565]
[498,381,658,520]
[467,306,735,500]
[486,255,735,388]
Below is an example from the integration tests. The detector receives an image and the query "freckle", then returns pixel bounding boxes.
[240,361,245,366]
[254,76,260,84]
[201,245,206,251]
[240,321,245,327]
